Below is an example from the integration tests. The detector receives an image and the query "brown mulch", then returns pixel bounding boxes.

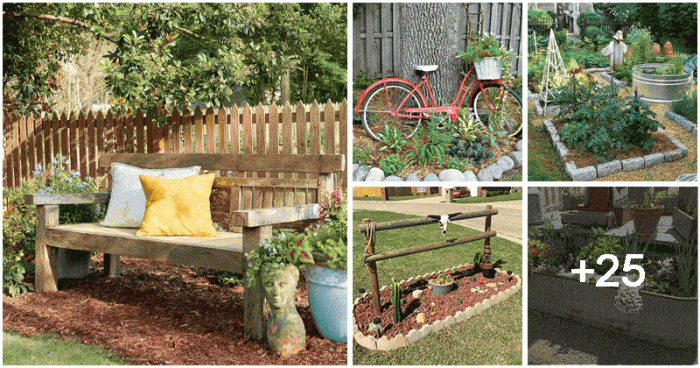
[550,119,679,168]
[353,265,517,340]
[3,256,346,365]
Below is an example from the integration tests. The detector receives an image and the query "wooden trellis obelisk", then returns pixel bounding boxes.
[540,29,568,111]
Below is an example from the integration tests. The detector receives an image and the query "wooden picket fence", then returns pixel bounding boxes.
[3,100,347,188]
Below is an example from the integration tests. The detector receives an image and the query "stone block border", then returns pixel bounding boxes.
[353,141,522,182]
[665,109,697,137]
[543,119,689,181]
[599,72,629,87]
[353,266,521,351]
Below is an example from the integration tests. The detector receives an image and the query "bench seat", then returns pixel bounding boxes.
[45,223,244,273]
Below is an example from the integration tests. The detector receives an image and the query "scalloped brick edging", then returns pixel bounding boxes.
[665,109,697,137]
[543,119,689,181]
[352,266,521,351]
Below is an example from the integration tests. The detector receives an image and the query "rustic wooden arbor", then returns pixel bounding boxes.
[358,206,498,316]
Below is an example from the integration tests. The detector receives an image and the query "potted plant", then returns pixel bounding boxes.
[630,190,665,236]
[653,189,678,215]
[428,272,455,296]
[459,33,507,80]
[245,230,314,356]
[301,188,347,343]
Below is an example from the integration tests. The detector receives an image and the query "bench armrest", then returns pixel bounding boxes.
[231,204,320,228]
[25,193,111,206]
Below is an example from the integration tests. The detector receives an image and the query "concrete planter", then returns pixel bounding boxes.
[530,272,697,348]
[630,203,665,236]
[632,64,693,103]
[672,207,697,242]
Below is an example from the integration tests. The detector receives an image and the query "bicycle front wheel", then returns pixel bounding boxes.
[360,81,425,141]
[471,84,522,137]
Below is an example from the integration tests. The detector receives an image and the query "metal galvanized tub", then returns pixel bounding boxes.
[632,63,693,103]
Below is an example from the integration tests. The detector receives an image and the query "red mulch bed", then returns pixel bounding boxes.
[354,265,517,339]
[3,256,346,365]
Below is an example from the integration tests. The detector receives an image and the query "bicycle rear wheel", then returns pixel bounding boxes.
[360,81,425,141]
[471,84,522,137]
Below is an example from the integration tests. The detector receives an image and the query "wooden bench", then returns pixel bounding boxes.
[26,152,345,339]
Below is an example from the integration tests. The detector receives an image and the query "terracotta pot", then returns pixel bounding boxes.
[652,43,661,57]
[630,203,665,236]
[663,41,674,58]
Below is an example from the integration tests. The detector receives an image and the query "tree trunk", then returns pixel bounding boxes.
[399,3,462,105]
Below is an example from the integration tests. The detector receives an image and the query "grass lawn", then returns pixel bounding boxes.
[527,105,569,181]
[353,194,442,202]
[4,331,125,365]
[454,191,522,204]
[352,209,522,365]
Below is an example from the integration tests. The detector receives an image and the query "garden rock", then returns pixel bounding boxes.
[677,174,697,181]
[567,164,597,181]
[542,120,559,142]
[599,72,629,87]
[353,166,370,181]
[406,329,420,344]
[405,173,420,182]
[376,336,391,351]
[643,153,665,168]
[665,109,697,136]
[439,169,467,182]
[462,171,478,181]
[412,289,423,298]
[516,140,523,151]
[422,173,440,182]
[496,156,515,172]
[596,160,622,178]
[364,168,385,182]
[416,313,426,324]
[384,175,403,182]
[664,149,684,163]
[554,142,568,159]
[508,151,523,169]
[622,157,645,172]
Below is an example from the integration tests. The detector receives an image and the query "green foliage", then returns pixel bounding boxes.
[4,3,347,123]
[627,26,653,66]
[653,56,688,75]
[3,156,105,296]
[406,116,452,166]
[378,154,404,176]
[528,239,549,270]
[377,125,408,152]
[672,93,698,124]
[354,70,375,91]
[576,235,623,275]
[528,8,552,33]
[593,3,635,24]
[552,77,661,162]
[216,272,245,286]
[444,156,467,172]
[553,31,568,49]
[566,50,609,68]
[634,3,697,53]
[304,188,347,270]
[390,278,401,325]
[353,147,374,166]
[245,231,314,286]
[459,33,507,64]
[576,11,602,31]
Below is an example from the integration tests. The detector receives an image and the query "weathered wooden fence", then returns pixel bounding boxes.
[353,3,523,79]
[3,100,347,189]
[358,206,498,316]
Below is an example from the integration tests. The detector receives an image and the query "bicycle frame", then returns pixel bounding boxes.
[355,66,505,123]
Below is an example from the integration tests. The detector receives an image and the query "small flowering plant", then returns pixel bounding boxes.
[245,231,315,286]
[430,272,454,286]
[302,188,347,270]
[459,33,507,64]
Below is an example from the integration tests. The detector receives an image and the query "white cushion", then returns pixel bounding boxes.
[101,163,201,228]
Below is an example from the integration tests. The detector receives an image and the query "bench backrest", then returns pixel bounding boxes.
[98,153,345,229]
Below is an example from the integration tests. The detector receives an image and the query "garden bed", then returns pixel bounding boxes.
[353,264,521,351]
[3,255,347,365]
[543,118,688,181]
[530,272,697,348]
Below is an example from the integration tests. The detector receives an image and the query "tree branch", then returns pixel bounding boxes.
[3,11,118,44]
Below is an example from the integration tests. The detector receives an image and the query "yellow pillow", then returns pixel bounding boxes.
[136,173,217,237]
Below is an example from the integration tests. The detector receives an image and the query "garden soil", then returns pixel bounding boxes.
[3,256,346,365]
[354,265,517,339]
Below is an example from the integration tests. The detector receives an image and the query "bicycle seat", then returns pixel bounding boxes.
[414,65,438,73]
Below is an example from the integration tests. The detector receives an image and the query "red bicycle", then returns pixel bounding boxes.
[355,62,522,141]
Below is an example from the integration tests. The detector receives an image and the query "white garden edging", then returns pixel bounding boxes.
[353,266,521,351]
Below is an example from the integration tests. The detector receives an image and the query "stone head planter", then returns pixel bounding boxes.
[262,264,306,357]
[632,63,693,103]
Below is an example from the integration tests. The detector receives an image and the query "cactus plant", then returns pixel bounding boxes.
[390,278,401,324]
